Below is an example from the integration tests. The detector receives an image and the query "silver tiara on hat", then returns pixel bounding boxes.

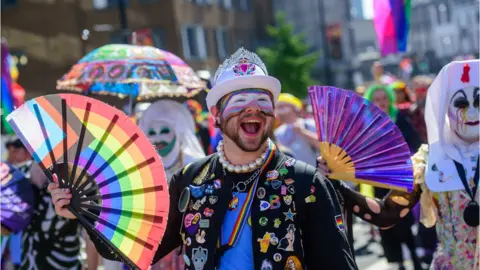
[213,47,268,84]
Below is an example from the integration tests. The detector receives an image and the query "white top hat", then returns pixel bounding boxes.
[206,48,281,111]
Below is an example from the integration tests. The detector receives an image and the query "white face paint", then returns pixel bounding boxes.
[145,120,178,159]
[447,86,480,143]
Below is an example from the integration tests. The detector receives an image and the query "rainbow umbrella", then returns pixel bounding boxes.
[57,44,206,101]
[373,0,411,56]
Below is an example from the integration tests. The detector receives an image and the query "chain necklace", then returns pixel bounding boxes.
[224,139,274,213]
[223,167,261,193]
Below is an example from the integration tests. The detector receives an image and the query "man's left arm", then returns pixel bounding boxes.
[302,174,357,270]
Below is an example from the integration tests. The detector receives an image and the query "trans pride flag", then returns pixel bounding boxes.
[373,0,411,56]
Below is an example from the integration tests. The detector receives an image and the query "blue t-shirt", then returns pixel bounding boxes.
[218,192,254,269]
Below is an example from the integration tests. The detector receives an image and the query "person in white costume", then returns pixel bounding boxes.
[139,99,206,179]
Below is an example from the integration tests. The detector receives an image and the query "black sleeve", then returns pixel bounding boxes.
[87,171,183,264]
[334,180,422,228]
[326,180,355,250]
[303,174,358,270]
[151,171,183,264]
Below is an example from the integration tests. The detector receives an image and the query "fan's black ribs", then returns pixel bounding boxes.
[79,203,164,224]
[70,102,92,190]
[61,99,70,189]
[77,206,158,250]
[71,206,139,269]
[79,186,164,202]
[73,114,119,192]
[33,104,61,186]
[76,133,140,196]
[78,157,156,198]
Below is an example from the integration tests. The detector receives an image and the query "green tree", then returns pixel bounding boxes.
[257,12,320,99]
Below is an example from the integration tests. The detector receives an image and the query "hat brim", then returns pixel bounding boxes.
[206,75,281,112]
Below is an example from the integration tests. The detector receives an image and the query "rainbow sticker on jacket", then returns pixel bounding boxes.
[335,215,344,231]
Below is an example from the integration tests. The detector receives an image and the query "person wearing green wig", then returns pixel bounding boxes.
[363,84,423,270]
[364,84,399,122]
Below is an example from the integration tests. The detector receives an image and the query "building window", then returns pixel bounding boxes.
[109,28,165,48]
[193,0,213,5]
[110,33,126,44]
[204,29,212,57]
[182,25,207,60]
[132,29,166,48]
[216,28,229,59]
[232,0,250,11]
[437,3,448,24]
[1,0,17,8]
[220,0,232,9]
[93,0,129,10]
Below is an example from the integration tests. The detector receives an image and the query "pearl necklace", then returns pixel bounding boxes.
[217,140,268,173]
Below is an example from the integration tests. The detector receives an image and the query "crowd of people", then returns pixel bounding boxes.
[1,47,478,270]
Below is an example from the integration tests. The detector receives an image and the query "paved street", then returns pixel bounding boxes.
[352,220,418,270]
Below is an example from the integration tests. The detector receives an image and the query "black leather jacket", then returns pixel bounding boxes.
[89,151,357,270]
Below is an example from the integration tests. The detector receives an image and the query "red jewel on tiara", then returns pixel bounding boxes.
[461,63,470,83]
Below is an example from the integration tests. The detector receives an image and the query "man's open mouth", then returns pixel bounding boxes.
[465,121,480,126]
[240,119,263,136]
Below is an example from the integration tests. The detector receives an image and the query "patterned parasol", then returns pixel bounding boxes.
[56,44,206,101]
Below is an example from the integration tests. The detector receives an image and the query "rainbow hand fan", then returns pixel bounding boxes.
[6,94,169,270]
[309,86,414,192]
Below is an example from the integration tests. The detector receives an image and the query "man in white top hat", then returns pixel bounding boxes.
[49,48,357,270]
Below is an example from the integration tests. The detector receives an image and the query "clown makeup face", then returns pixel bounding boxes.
[217,89,275,152]
[146,120,177,157]
[448,86,480,143]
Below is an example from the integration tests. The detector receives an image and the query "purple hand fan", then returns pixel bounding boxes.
[0,162,35,233]
[308,86,414,192]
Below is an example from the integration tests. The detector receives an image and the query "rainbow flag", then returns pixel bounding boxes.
[1,41,14,134]
[373,0,411,56]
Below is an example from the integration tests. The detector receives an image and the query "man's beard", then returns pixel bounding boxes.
[220,112,273,152]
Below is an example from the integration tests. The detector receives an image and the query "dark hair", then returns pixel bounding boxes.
[5,139,26,150]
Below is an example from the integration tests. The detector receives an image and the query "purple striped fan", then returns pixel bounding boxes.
[308,86,414,192]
